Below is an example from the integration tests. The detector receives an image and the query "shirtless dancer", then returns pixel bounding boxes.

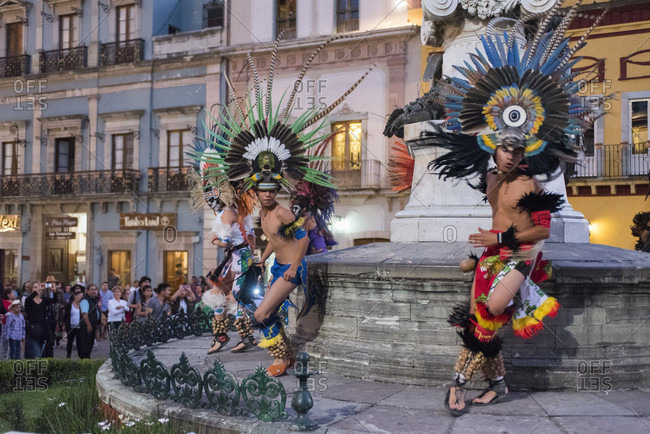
[253,182,311,377]
[446,143,560,414]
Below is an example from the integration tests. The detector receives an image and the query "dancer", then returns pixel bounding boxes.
[190,149,259,355]
[193,34,369,375]
[412,2,607,416]
[289,180,338,255]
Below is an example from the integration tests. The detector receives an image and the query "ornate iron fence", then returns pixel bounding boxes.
[39,46,87,73]
[0,55,31,78]
[0,169,140,198]
[108,310,289,422]
[147,166,192,192]
[100,39,145,66]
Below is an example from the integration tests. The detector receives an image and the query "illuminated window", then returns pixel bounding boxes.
[276,0,297,39]
[108,250,131,287]
[331,121,362,171]
[163,251,188,286]
[631,99,650,154]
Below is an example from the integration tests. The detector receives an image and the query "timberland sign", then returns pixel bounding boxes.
[120,213,176,230]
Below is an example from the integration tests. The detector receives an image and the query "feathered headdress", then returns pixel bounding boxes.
[424,1,607,182]
[194,34,371,194]
[290,180,338,233]
[631,211,650,251]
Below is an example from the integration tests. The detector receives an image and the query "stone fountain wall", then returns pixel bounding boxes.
[291,242,650,391]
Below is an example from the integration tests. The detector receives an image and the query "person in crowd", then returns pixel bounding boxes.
[199,277,208,297]
[54,289,67,349]
[20,281,32,307]
[135,285,154,322]
[146,283,171,322]
[107,286,129,332]
[41,277,59,358]
[122,287,134,324]
[79,284,101,359]
[127,276,151,309]
[24,281,54,359]
[170,283,196,316]
[97,281,113,341]
[195,285,204,304]
[189,276,199,298]
[3,300,24,360]
[63,285,84,359]
[63,284,72,304]
[0,285,6,360]
[108,268,120,290]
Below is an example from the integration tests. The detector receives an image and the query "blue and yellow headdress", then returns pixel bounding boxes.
[425,1,607,182]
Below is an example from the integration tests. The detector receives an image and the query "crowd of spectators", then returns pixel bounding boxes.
[0,274,209,360]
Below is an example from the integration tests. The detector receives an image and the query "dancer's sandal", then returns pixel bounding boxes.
[472,378,509,406]
[266,359,292,377]
[231,336,256,353]
[444,381,467,417]
[207,334,230,355]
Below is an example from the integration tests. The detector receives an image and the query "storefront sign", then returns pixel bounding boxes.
[0,215,20,232]
[44,215,78,228]
[119,213,177,230]
[46,231,76,240]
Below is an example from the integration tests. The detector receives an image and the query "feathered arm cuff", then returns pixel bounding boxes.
[277,217,306,241]
[517,191,564,229]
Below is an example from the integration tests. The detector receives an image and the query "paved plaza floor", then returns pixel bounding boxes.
[96,333,650,433]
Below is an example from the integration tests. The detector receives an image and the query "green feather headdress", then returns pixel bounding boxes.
[193,34,371,195]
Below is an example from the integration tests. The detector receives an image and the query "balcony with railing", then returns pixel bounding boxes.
[148,167,192,192]
[0,55,30,78]
[0,170,140,199]
[153,26,224,60]
[100,39,145,66]
[321,159,384,189]
[40,46,87,73]
[569,143,650,179]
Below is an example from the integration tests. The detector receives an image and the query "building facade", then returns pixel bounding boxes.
[0,0,421,287]
[565,0,650,249]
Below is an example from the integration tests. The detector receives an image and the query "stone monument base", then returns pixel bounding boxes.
[292,242,650,390]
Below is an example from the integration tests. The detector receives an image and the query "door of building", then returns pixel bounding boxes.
[43,240,69,283]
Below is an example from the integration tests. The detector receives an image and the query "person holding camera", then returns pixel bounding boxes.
[24,281,54,359]
[170,278,196,316]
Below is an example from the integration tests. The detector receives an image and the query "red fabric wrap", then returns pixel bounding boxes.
[531,210,552,228]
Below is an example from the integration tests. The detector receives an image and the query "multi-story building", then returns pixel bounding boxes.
[0,0,421,286]
[565,0,650,249]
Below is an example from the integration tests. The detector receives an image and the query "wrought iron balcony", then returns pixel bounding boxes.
[0,170,140,198]
[148,166,192,192]
[322,159,384,189]
[569,143,650,179]
[0,55,31,78]
[39,46,87,73]
[100,39,145,66]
